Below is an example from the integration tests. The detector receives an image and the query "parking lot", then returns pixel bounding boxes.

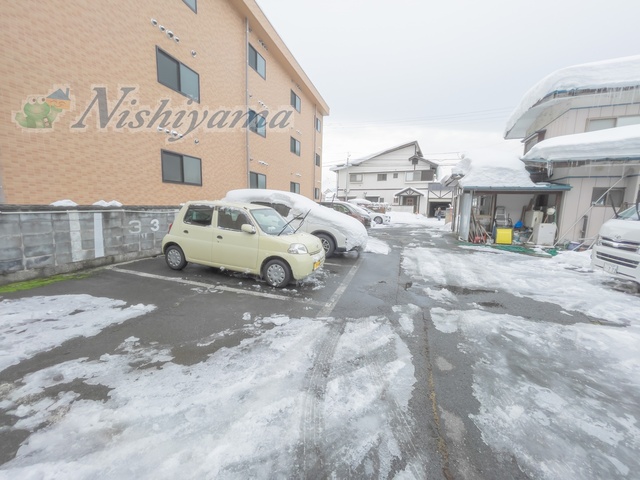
[2,220,639,479]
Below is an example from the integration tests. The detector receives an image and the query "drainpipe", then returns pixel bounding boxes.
[313,104,317,199]
[245,17,250,187]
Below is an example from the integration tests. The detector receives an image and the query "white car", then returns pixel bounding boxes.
[360,206,391,225]
[224,189,368,257]
[592,202,640,284]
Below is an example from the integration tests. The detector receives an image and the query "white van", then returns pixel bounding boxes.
[591,203,640,284]
[223,189,368,257]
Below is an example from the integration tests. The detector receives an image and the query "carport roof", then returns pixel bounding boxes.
[441,149,572,193]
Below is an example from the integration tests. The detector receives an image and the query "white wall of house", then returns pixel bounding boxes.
[334,144,436,214]
[521,95,640,243]
[551,163,640,244]
[523,89,640,142]
[544,105,640,138]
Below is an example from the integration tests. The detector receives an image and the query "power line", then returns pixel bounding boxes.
[325,107,515,129]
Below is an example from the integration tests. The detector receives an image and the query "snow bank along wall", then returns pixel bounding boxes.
[0,206,178,285]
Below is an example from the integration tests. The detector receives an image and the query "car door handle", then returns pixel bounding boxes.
[217,235,223,239]
[183,230,189,234]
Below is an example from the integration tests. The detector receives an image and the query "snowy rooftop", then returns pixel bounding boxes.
[330,141,423,170]
[523,124,640,163]
[505,55,640,138]
[448,149,538,189]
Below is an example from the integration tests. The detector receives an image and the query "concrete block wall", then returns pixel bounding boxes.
[0,206,178,285]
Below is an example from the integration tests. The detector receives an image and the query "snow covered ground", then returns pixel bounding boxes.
[1,213,638,479]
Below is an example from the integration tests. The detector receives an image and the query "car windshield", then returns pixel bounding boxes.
[617,203,640,220]
[250,208,295,235]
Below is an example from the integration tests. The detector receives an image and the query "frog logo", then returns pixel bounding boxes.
[15,87,71,129]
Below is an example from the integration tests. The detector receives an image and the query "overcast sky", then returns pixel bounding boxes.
[256,0,640,184]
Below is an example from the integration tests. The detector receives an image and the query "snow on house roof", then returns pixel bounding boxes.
[330,141,422,170]
[454,149,537,189]
[522,124,640,163]
[505,55,640,139]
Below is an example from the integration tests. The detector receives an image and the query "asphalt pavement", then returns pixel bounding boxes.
[0,222,587,478]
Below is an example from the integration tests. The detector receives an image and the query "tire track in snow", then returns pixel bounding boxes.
[299,318,346,477]
[298,259,362,476]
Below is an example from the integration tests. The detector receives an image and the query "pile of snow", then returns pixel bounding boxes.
[224,189,368,251]
[403,245,640,478]
[506,55,640,136]
[455,149,536,188]
[349,198,372,205]
[0,301,417,478]
[0,295,155,372]
[93,200,123,207]
[50,199,78,207]
[523,124,640,162]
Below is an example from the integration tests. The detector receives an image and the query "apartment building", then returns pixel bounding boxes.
[0,0,329,205]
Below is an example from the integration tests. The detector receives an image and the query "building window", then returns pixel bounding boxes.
[290,137,301,156]
[349,173,363,183]
[591,187,625,207]
[314,188,320,200]
[405,170,433,182]
[377,173,387,181]
[315,117,321,132]
[248,109,266,137]
[315,154,321,166]
[250,171,267,189]
[156,48,200,102]
[291,91,301,112]
[248,44,266,79]
[290,182,300,194]
[161,150,202,185]
[182,0,197,13]
[586,118,616,132]
[586,116,640,132]
[393,173,398,179]
[617,115,640,127]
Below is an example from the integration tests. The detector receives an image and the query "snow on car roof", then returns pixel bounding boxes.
[223,189,368,248]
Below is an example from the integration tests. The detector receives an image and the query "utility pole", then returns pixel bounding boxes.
[344,153,351,201]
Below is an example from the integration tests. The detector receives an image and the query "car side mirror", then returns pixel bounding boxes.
[241,224,256,234]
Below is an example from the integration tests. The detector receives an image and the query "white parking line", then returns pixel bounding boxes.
[106,266,326,306]
[317,257,363,318]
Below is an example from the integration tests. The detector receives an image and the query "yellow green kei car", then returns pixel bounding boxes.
[162,201,325,287]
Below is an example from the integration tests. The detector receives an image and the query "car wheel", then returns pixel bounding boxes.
[316,233,336,257]
[374,216,383,224]
[165,245,187,270]
[263,259,291,288]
